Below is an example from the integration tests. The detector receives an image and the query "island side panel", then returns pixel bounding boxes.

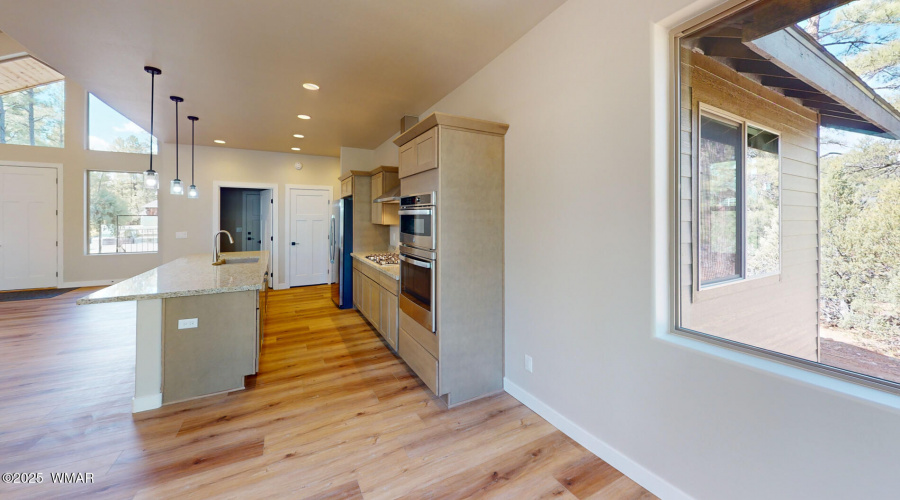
[134,298,164,412]
[161,291,257,404]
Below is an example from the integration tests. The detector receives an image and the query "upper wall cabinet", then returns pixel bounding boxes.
[370,166,400,225]
[399,127,438,179]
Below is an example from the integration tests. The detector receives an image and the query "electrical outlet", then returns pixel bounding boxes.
[236,227,243,233]
[178,318,198,329]
[175,231,188,239]
[524,355,533,373]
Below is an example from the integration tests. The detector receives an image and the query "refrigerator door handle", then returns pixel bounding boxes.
[329,215,336,264]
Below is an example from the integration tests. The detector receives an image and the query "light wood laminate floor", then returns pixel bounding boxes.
[0,285,656,499]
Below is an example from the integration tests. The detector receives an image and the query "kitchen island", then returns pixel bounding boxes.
[78,251,269,412]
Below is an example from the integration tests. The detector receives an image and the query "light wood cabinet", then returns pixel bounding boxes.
[352,257,399,352]
[392,112,509,407]
[398,127,438,179]
[340,176,353,198]
[370,167,400,225]
[382,290,398,349]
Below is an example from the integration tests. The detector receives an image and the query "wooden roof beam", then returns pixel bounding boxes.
[747,27,900,139]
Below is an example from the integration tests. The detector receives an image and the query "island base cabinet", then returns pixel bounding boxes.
[162,291,257,404]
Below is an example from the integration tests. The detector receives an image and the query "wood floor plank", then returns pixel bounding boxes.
[0,285,656,499]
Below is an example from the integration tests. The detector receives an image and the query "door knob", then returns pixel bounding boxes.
[292,242,296,246]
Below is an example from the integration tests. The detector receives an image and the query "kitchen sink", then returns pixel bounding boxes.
[223,257,260,264]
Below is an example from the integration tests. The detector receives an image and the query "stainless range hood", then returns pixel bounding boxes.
[373,184,400,203]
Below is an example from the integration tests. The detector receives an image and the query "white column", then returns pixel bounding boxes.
[133,298,163,412]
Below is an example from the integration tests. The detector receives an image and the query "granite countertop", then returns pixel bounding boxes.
[77,251,270,305]
[351,252,399,280]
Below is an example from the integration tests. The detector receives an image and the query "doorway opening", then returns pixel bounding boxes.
[214,183,276,288]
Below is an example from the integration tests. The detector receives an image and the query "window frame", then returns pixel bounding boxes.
[695,103,783,292]
[84,169,158,256]
[671,11,900,396]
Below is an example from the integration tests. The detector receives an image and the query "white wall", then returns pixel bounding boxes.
[371,0,900,498]
[0,53,162,285]
[0,31,341,287]
[156,144,339,287]
[339,146,375,175]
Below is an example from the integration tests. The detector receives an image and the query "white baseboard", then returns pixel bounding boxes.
[62,279,120,288]
[274,282,289,290]
[503,377,692,500]
[132,393,162,413]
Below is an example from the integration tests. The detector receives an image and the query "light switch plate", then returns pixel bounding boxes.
[236,227,243,233]
[524,355,533,373]
[178,318,198,329]
[175,231,188,239]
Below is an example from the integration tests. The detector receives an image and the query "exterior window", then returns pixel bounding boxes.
[698,109,780,288]
[87,93,156,154]
[87,171,158,254]
[678,0,900,390]
[0,80,65,148]
[746,125,780,278]
[699,114,743,285]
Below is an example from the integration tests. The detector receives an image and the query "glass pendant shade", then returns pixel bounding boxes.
[144,169,158,189]
[170,178,184,195]
[187,184,199,199]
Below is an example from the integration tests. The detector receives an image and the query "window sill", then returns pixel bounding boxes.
[693,273,780,302]
[85,252,158,257]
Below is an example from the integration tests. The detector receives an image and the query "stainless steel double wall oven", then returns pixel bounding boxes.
[399,192,436,332]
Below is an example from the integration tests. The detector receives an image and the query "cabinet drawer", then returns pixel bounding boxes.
[377,273,399,295]
[399,327,439,395]
[400,309,438,357]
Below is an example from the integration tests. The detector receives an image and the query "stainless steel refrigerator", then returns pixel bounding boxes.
[330,197,353,308]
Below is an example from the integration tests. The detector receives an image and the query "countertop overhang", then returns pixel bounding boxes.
[77,251,269,305]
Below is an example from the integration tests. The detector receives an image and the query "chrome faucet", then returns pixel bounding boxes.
[212,230,234,265]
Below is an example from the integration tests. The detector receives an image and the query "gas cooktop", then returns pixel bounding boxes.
[365,253,400,266]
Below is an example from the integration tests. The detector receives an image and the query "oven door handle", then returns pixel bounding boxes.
[400,254,432,268]
[399,209,432,216]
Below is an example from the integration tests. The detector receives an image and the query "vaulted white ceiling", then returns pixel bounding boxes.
[0,0,565,156]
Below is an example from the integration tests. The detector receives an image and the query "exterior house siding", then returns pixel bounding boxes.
[680,49,820,361]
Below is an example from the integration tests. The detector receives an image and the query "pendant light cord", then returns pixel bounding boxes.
[149,73,155,172]
[191,119,195,183]
[174,101,179,179]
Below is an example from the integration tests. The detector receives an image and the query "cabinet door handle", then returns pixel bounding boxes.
[292,242,296,246]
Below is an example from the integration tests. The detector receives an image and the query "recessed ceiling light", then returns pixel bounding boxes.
[297,114,311,120]
[302,83,319,90]
[293,134,304,138]
[214,140,226,144]
[291,147,301,151]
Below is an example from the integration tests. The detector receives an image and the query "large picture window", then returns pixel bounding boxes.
[87,171,158,254]
[677,0,900,391]
[87,93,156,154]
[0,80,64,148]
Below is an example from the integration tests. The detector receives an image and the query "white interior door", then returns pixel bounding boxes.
[243,191,261,251]
[0,165,58,290]
[289,188,330,287]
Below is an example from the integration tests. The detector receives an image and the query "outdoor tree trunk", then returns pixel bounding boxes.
[0,97,5,144]
[27,88,35,146]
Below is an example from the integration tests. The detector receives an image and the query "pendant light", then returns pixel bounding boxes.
[169,95,184,195]
[187,115,199,199]
[143,66,161,189]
